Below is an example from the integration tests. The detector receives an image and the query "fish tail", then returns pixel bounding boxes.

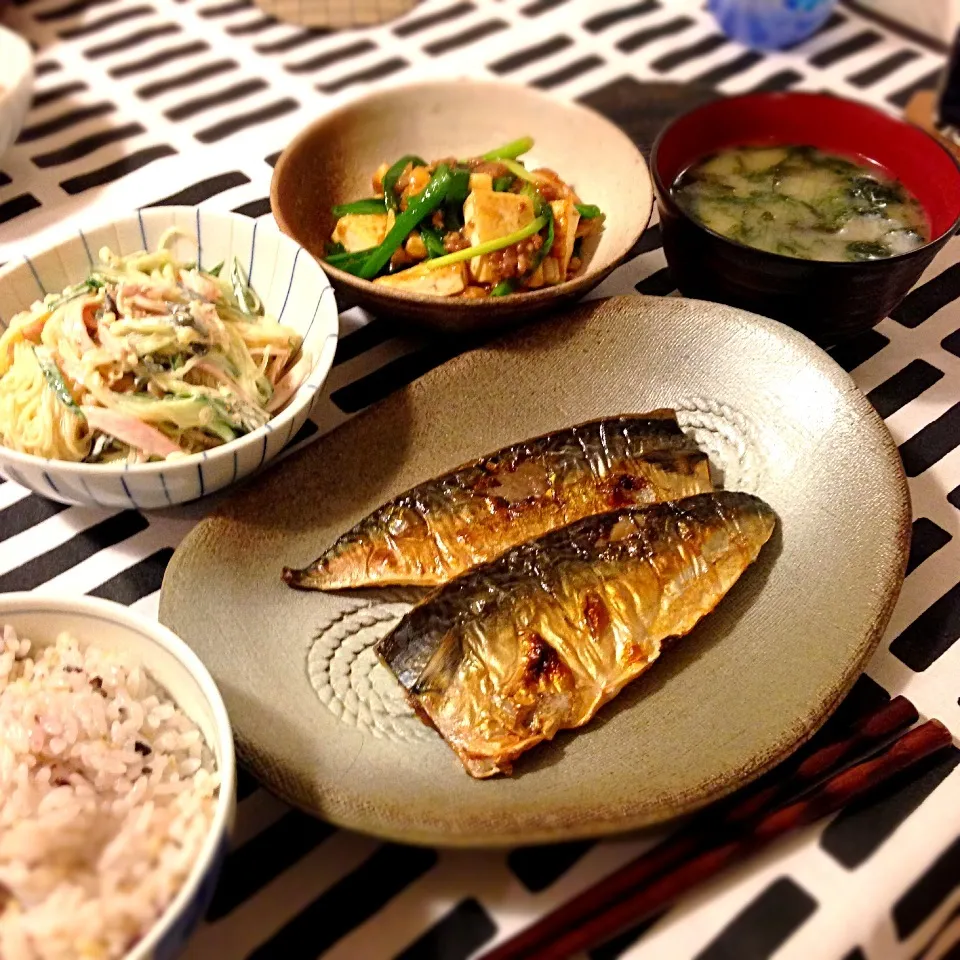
[281,563,330,590]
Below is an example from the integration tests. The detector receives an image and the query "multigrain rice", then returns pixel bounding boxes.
[0,625,219,960]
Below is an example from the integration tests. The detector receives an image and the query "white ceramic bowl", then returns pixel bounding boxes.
[0,593,236,960]
[0,24,33,159]
[0,207,339,508]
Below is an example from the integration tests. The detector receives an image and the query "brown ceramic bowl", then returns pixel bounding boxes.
[270,79,653,336]
[651,92,960,345]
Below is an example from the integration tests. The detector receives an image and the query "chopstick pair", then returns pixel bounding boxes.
[479,697,953,960]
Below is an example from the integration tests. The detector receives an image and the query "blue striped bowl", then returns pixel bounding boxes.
[0,207,339,509]
[0,593,236,960]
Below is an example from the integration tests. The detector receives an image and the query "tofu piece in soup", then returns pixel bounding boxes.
[463,190,535,284]
[332,213,389,252]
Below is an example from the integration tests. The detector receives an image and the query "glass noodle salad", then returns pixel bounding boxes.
[0,230,305,464]
[325,136,605,298]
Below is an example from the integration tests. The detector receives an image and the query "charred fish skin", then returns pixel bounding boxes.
[377,491,776,779]
[283,412,713,591]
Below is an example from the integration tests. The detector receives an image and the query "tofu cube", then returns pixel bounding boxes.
[525,264,545,289]
[374,263,467,297]
[548,198,580,281]
[331,213,389,253]
[469,172,493,192]
[463,190,535,284]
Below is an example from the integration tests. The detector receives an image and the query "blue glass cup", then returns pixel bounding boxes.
[708,0,840,50]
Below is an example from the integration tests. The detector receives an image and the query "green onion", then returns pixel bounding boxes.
[575,203,603,219]
[500,158,536,183]
[332,198,387,217]
[359,165,454,280]
[534,206,555,273]
[382,154,427,212]
[419,225,446,258]
[492,175,515,192]
[446,167,471,205]
[421,215,547,271]
[521,186,555,277]
[85,277,104,291]
[442,203,464,232]
[327,242,346,256]
[33,347,83,419]
[325,248,376,276]
[207,261,224,277]
[490,280,515,296]
[482,136,534,161]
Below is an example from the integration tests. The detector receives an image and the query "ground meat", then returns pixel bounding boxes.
[516,234,543,275]
[475,233,546,284]
[483,245,519,284]
[530,168,565,203]
[461,286,489,299]
[390,247,416,269]
[443,231,471,253]
[405,233,427,260]
[394,163,415,195]
[431,210,445,230]
[430,156,459,172]
[465,159,510,179]
[397,165,431,211]
[372,162,388,196]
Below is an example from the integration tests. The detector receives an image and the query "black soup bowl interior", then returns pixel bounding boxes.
[650,92,960,344]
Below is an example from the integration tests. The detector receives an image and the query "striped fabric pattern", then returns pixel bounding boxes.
[1,1,960,958]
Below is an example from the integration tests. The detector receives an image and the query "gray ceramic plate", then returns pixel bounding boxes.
[159,296,910,847]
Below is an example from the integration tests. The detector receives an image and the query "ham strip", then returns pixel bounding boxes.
[81,407,182,459]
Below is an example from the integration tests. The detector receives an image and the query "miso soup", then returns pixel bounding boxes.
[672,145,928,262]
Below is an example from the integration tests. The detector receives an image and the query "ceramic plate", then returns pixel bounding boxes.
[159,296,909,847]
[270,79,652,335]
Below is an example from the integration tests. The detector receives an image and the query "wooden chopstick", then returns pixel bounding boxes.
[479,697,939,960]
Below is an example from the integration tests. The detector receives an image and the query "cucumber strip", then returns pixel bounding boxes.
[33,347,83,419]
[231,257,261,316]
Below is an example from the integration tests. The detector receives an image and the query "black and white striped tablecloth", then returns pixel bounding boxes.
[2,1,960,957]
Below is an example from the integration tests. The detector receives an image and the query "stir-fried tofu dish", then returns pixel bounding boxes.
[325,137,605,298]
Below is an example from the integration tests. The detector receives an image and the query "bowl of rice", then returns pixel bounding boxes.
[0,593,236,960]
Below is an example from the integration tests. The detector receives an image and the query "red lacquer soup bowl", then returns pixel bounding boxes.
[650,92,960,344]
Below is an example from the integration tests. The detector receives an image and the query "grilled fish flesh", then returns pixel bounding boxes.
[377,491,776,778]
[283,412,713,590]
